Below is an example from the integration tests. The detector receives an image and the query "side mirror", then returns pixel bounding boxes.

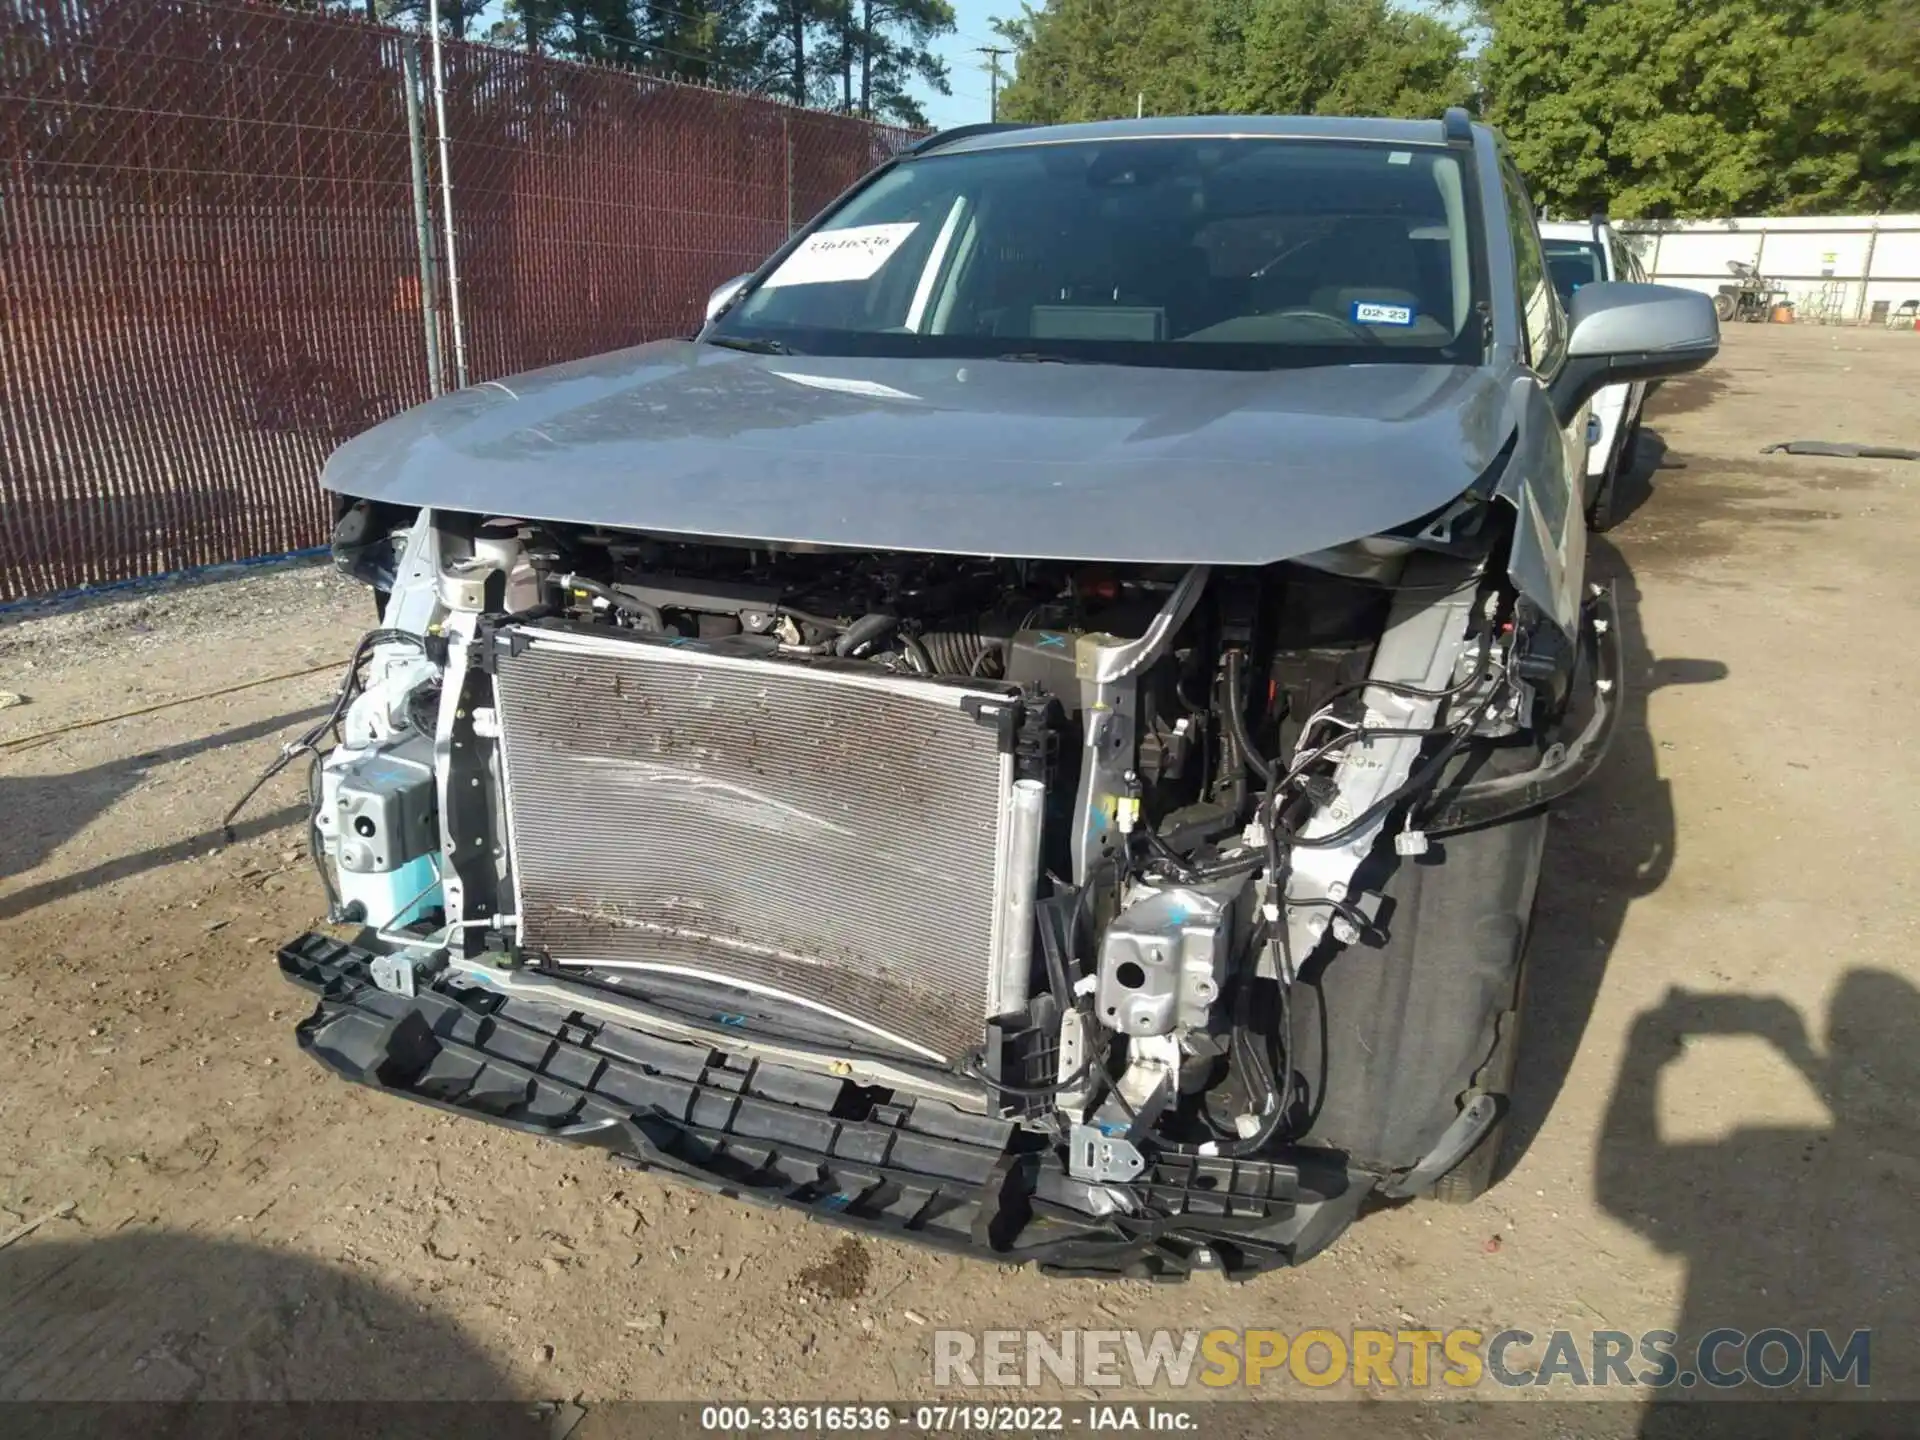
[1549,282,1719,425]
[705,273,752,324]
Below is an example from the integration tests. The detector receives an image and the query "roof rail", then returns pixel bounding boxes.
[908,122,1034,155]
[1441,106,1473,146]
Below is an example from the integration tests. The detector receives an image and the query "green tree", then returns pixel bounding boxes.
[1220,0,1473,117]
[995,0,1472,125]
[742,0,954,115]
[1777,0,1920,211]
[850,0,958,124]
[1480,0,1920,216]
[1479,0,1813,216]
[630,1,774,86]
[379,0,492,38]
[377,0,952,118]
[510,0,644,61]
[994,0,1212,123]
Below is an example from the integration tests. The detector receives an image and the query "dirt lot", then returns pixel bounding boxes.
[3,325,1917,1415]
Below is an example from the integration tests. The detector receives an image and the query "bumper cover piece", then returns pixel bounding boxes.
[280,932,1364,1280]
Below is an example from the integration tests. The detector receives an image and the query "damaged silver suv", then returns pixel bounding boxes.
[281,111,1718,1279]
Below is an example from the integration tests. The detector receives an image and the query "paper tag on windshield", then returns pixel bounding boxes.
[762,223,919,288]
[1352,300,1416,327]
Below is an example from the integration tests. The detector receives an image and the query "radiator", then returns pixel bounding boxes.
[490,625,1023,1063]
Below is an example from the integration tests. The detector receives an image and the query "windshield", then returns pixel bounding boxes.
[1543,238,1606,302]
[710,137,1486,371]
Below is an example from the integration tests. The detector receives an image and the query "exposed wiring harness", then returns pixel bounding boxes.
[220,628,434,918]
[965,862,1132,1109]
[1112,607,1513,1158]
[1211,622,1509,1148]
[305,750,341,919]
[960,1051,1095,1099]
[1275,620,1504,851]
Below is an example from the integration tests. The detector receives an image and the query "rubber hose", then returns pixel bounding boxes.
[919,631,1004,678]
[1224,649,1276,787]
[834,613,898,657]
[559,574,666,632]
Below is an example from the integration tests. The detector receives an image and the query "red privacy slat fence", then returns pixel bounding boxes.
[0,0,916,601]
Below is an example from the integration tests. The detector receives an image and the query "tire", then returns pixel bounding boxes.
[1713,291,1737,322]
[1426,977,1526,1203]
[1586,466,1617,534]
[1428,1123,1505,1203]
[1585,417,1638,533]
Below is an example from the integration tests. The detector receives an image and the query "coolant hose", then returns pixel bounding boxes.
[834,613,898,657]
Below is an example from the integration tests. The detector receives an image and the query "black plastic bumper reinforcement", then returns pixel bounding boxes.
[280,932,1367,1281]
[1418,579,1624,836]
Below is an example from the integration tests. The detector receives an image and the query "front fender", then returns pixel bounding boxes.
[1495,375,1589,635]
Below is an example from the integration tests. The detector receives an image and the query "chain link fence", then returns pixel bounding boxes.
[0,0,917,602]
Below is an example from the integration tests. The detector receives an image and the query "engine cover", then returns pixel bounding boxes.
[489,625,1025,1063]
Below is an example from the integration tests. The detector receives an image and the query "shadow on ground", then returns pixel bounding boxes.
[0,705,321,917]
[1600,972,1918,1418]
[1499,533,1725,1179]
[1504,406,1914,1410]
[1600,424,1671,529]
[0,1229,514,1402]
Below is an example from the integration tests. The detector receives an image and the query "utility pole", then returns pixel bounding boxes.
[426,0,467,390]
[976,46,1008,122]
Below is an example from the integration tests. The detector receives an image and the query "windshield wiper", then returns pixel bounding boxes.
[705,334,796,356]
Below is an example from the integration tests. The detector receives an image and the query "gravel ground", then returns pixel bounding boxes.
[2,324,1916,1423]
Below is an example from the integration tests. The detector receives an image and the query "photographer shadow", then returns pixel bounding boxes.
[1498,538,1726,1178]
[1597,973,1920,1413]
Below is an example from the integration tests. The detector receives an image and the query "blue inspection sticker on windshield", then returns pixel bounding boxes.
[1352,300,1417,327]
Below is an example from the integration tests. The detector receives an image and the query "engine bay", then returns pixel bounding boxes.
[281,503,1589,1204]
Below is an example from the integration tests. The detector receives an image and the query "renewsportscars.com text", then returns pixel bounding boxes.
[932,1327,1871,1391]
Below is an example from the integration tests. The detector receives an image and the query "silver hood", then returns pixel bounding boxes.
[323,341,1513,564]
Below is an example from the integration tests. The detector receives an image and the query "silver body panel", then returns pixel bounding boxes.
[323,346,1511,567]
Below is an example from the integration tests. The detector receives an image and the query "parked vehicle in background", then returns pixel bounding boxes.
[1540,218,1650,530]
[281,112,1719,1280]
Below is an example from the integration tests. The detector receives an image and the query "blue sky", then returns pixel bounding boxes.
[920,0,1015,130]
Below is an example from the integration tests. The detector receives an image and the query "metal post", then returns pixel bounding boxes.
[426,0,468,389]
[402,43,446,398]
[1857,226,1880,325]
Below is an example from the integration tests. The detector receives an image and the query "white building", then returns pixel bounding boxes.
[1616,215,1920,324]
